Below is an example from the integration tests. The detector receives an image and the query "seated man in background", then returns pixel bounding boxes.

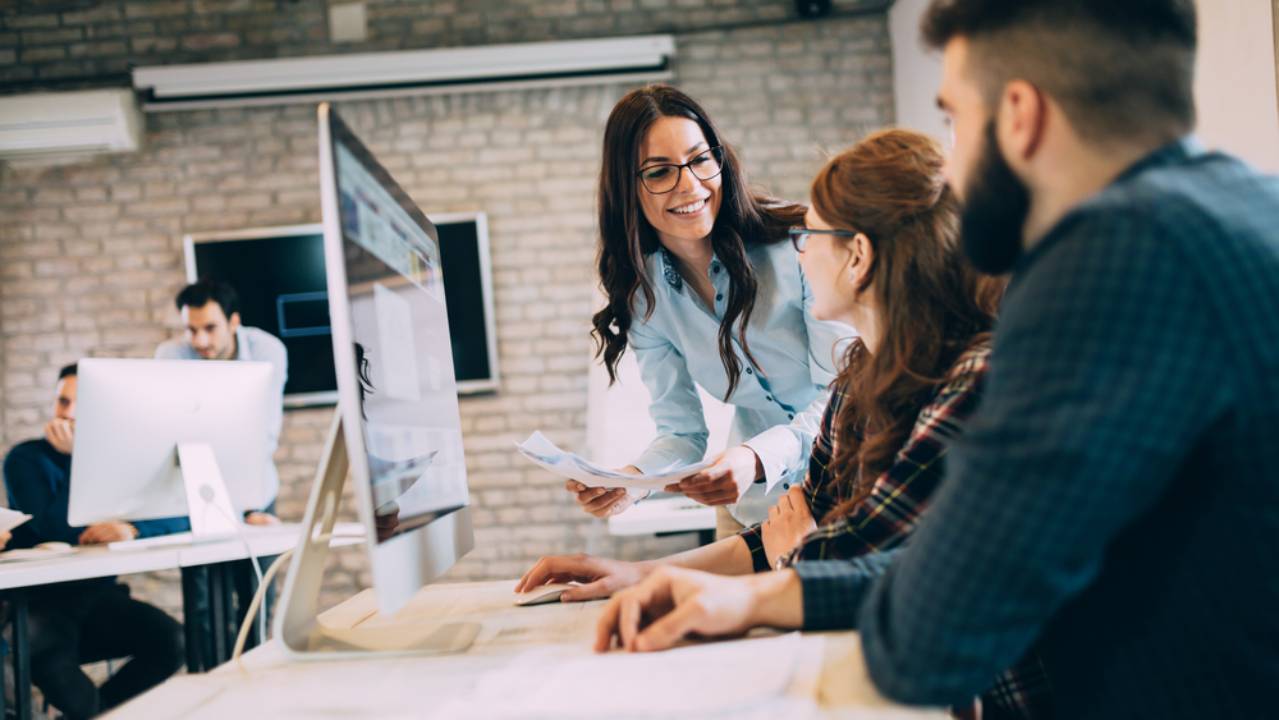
[3,364,184,719]
[594,1,1279,717]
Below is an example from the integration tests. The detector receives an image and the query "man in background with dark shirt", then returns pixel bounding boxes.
[3,364,184,719]
[590,1,1279,717]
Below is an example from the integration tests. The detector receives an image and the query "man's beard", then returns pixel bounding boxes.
[959,121,1031,275]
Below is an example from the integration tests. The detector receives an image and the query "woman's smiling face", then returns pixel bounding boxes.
[635,115,723,246]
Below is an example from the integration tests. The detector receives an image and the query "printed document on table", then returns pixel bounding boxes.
[516,431,711,490]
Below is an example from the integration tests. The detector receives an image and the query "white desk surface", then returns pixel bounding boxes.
[0,522,365,591]
[608,495,717,536]
[109,579,945,719]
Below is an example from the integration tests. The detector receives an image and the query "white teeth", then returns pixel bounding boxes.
[670,198,706,215]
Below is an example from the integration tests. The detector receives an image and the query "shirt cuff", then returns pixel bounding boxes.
[737,524,771,573]
[741,425,802,494]
[793,559,881,631]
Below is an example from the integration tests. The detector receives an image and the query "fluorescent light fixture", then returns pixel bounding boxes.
[133,35,675,111]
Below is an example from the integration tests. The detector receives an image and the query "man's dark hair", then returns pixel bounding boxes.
[57,363,77,381]
[175,278,240,318]
[922,0,1197,146]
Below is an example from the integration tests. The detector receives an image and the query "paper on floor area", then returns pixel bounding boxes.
[516,431,711,490]
[0,506,31,535]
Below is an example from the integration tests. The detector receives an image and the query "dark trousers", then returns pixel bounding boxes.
[28,581,182,720]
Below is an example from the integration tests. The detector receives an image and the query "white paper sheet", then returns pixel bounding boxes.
[433,632,821,719]
[0,506,31,534]
[515,431,712,490]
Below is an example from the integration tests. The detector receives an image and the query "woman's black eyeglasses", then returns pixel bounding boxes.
[788,227,857,253]
[636,147,725,194]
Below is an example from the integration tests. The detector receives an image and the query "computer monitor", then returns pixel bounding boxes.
[67,358,274,535]
[321,103,473,615]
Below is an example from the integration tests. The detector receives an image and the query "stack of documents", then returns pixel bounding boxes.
[516,431,710,491]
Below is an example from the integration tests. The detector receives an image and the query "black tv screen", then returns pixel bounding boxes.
[184,216,499,406]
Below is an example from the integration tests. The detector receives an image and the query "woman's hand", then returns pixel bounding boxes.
[665,445,761,506]
[516,554,652,601]
[565,466,642,518]
[761,485,816,568]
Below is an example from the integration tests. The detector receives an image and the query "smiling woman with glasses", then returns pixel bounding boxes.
[550,84,848,540]
[522,133,1029,715]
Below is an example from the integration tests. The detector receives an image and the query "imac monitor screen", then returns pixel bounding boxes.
[319,104,473,612]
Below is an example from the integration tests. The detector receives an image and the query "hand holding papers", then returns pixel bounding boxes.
[516,432,711,491]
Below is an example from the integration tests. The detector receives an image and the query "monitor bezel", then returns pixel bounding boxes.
[318,102,474,615]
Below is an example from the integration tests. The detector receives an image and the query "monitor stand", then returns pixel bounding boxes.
[274,413,480,658]
[176,442,242,541]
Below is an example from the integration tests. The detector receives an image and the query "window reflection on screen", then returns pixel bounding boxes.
[334,138,469,543]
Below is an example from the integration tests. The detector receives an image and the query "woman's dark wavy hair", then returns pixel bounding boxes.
[812,129,1005,522]
[591,85,805,400]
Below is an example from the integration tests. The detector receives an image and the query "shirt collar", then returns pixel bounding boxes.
[1012,135,1201,276]
[1113,135,1202,184]
[658,246,724,291]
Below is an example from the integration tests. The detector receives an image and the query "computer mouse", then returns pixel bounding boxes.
[514,582,577,607]
[35,541,72,551]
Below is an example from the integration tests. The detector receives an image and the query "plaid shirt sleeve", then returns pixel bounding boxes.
[784,345,989,565]
[738,381,845,572]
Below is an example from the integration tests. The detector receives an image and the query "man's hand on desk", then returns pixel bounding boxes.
[565,465,642,519]
[665,445,761,506]
[244,511,280,526]
[44,418,74,456]
[594,566,803,653]
[516,554,652,602]
[0,530,10,550]
[79,521,138,545]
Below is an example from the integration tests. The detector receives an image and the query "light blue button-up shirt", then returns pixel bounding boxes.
[629,241,850,525]
[155,325,287,512]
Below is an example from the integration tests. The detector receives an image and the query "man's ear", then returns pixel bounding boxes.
[996,79,1048,162]
[228,311,242,332]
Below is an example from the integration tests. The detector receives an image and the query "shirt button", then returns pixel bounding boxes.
[783,483,790,490]
[745,367,753,375]
[787,413,794,420]
[711,263,720,273]
[715,293,723,302]
[765,395,773,402]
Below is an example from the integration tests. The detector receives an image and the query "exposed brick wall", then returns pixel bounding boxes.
[0,7,894,621]
[0,0,889,92]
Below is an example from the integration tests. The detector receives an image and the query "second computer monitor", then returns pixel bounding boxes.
[67,358,273,527]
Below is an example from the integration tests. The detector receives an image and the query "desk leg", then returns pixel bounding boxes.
[180,567,205,673]
[209,564,227,666]
[12,590,31,720]
[220,563,235,663]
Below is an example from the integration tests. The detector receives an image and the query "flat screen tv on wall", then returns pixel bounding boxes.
[183,214,499,407]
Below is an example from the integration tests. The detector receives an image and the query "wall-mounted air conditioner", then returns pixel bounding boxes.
[133,34,676,112]
[0,89,143,159]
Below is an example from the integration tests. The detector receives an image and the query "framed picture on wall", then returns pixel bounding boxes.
[182,213,500,407]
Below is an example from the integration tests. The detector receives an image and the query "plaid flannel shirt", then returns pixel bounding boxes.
[738,341,1051,717]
